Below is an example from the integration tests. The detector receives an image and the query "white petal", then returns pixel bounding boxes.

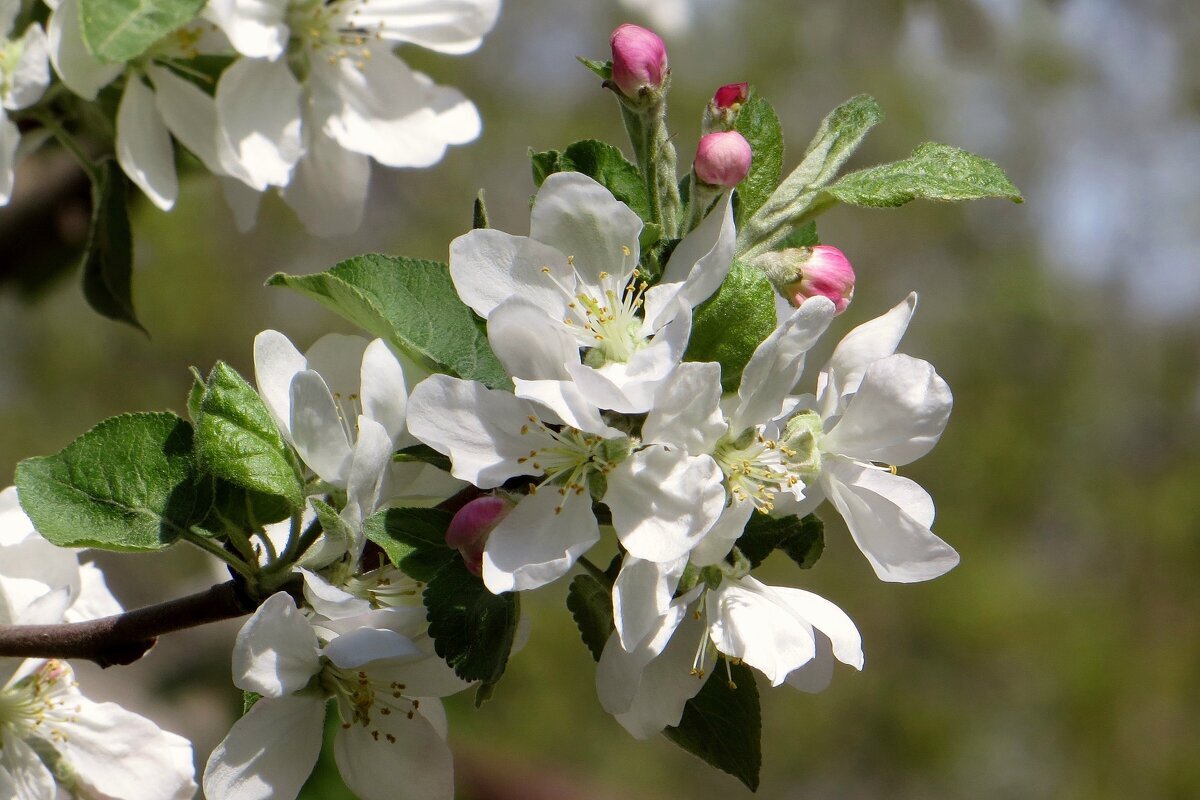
[322,627,421,668]
[530,172,643,291]
[407,375,550,488]
[204,694,325,800]
[254,329,307,436]
[215,58,302,190]
[822,458,958,582]
[335,706,453,800]
[817,292,917,416]
[282,122,370,236]
[220,174,263,231]
[688,499,754,567]
[641,361,726,454]
[732,296,836,433]
[232,592,321,696]
[767,585,863,670]
[58,693,197,800]
[488,297,576,380]
[0,733,56,798]
[0,533,79,620]
[302,333,369,398]
[289,370,354,484]
[147,63,226,174]
[511,378,619,437]
[63,562,123,622]
[116,77,178,210]
[612,556,686,651]
[300,568,371,620]
[707,576,816,686]
[3,24,50,111]
[342,415,393,529]
[341,0,500,53]
[46,0,120,100]
[0,486,32,545]
[366,652,471,699]
[359,339,408,440]
[0,0,17,34]
[482,485,599,593]
[206,0,289,59]
[0,114,16,204]
[448,228,573,319]
[657,190,736,308]
[784,634,835,693]
[822,354,952,466]
[606,448,725,563]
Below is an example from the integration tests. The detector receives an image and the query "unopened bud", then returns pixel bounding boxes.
[446,495,514,576]
[693,131,752,187]
[713,82,749,110]
[610,23,668,97]
[776,246,856,313]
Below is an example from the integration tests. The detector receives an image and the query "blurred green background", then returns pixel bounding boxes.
[2,0,1199,798]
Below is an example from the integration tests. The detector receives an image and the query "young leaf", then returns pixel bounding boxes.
[392,443,452,473]
[776,221,819,250]
[268,254,510,389]
[80,0,205,62]
[529,148,561,187]
[823,142,1023,207]
[472,189,489,229]
[577,56,612,81]
[684,260,778,392]
[733,90,785,226]
[736,513,825,570]
[567,573,615,661]
[363,507,458,583]
[194,361,304,509]
[424,559,520,699]
[664,658,762,791]
[531,140,650,221]
[81,161,144,332]
[15,412,205,551]
[200,479,293,536]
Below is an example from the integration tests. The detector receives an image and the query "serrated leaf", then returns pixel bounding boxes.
[195,361,303,509]
[824,141,1023,207]
[664,658,762,791]
[529,148,561,187]
[776,221,819,250]
[268,254,510,389]
[736,513,825,570]
[199,479,292,537]
[733,90,784,226]
[684,260,778,392]
[567,573,614,661]
[80,0,205,62]
[425,559,520,696]
[363,507,457,583]
[577,56,612,80]
[15,412,205,551]
[739,95,884,257]
[81,161,144,332]
[530,140,650,221]
[392,444,452,473]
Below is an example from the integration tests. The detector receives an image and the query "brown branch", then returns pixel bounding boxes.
[0,581,259,668]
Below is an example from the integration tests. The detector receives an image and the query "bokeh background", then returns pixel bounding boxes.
[2,0,1199,798]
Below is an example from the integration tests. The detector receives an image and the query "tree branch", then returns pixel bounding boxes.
[0,581,260,668]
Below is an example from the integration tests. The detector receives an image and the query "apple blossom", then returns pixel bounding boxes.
[0,3,49,205]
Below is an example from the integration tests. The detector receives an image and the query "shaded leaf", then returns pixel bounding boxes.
[363,507,457,583]
[81,161,143,332]
[80,0,205,62]
[736,513,824,570]
[685,260,778,392]
[664,658,762,791]
[567,573,614,661]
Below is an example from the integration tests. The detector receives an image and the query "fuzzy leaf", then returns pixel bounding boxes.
[81,161,144,332]
[824,142,1023,207]
[577,56,612,80]
[269,254,510,389]
[566,573,614,661]
[737,513,825,570]
[194,361,303,509]
[363,507,458,583]
[733,90,784,226]
[684,260,778,392]
[80,0,206,63]
[664,657,762,791]
[15,412,205,550]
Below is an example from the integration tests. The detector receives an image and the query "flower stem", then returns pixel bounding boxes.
[29,109,101,185]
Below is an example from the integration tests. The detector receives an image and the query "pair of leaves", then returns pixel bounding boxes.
[364,507,520,705]
[14,362,300,551]
[566,573,763,791]
[269,254,509,390]
[80,0,205,63]
[530,139,651,222]
[736,513,825,570]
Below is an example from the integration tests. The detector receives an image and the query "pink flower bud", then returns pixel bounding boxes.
[446,495,514,576]
[713,82,749,109]
[781,246,856,313]
[610,24,668,97]
[693,131,752,187]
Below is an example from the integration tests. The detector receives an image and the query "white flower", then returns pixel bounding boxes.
[449,171,737,415]
[778,294,960,582]
[407,373,726,591]
[204,592,465,800]
[0,0,50,205]
[209,0,497,233]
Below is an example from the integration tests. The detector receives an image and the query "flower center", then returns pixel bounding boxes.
[0,36,26,98]
[712,428,799,512]
[343,565,423,608]
[322,664,420,743]
[516,416,627,507]
[289,0,377,71]
[0,661,79,745]
[543,247,649,365]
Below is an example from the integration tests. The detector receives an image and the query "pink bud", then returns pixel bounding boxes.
[781,246,856,313]
[610,24,668,97]
[446,495,514,576]
[693,131,752,187]
[713,82,749,109]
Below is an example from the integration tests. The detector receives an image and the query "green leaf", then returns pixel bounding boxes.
[684,260,778,392]
[736,513,825,570]
[776,221,819,250]
[15,412,205,551]
[529,140,650,221]
[242,690,262,714]
[424,558,520,700]
[392,443,452,473]
[733,90,785,226]
[529,148,561,187]
[80,0,205,62]
[200,479,292,536]
[363,507,458,583]
[664,658,762,791]
[308,498,353,562]
[472,189,489,229]
[738,95,884,257]
[194,361,303,509]
[186,367,205,423]
[566,573,614,661]
[268,254,510,389]
[577,56,612,80]
[81,161,144,332]
[824,141,1024,207]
